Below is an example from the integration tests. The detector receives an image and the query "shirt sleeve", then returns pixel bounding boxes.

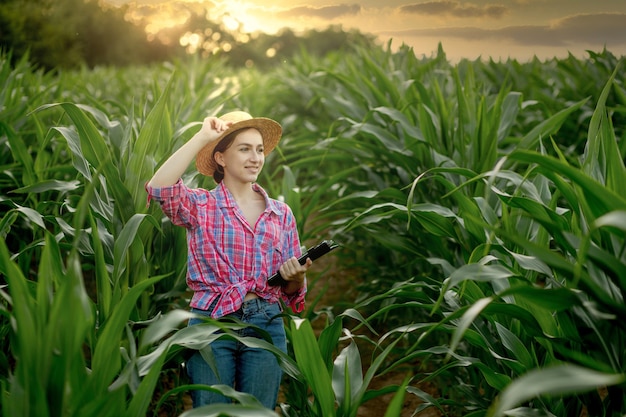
[282,283,307,313]
[279,204,307,312]
[145,179,199,228]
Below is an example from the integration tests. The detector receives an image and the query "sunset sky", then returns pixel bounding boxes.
[107,0,626,62]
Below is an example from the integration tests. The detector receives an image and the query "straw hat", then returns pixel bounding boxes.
[195,111,282,176]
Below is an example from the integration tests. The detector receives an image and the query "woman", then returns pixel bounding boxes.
[146,111,311,409]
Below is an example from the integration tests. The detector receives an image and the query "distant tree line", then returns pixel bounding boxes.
[0,0,377,71]
[0,0,173,70]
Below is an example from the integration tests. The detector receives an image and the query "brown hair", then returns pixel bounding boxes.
[211,129,240,183]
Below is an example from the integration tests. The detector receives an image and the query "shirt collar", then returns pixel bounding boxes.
[215,182,283,216]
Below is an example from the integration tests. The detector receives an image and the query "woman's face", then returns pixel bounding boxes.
[215,128,265,183]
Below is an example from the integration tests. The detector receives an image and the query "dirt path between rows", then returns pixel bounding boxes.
[303,254,442,417]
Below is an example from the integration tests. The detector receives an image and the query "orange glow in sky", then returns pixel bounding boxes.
[106,0,626,62]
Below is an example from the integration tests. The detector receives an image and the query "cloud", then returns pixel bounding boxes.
[125,1,205,28]
[551,13,626,44]
[379,12,626,47]
[399,1,508,19]
[278,3,362,20]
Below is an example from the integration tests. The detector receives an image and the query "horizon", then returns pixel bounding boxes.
[104,0,626,63]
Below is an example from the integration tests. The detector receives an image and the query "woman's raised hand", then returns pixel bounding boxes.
[196,116,233,144]
[147,116,233,187]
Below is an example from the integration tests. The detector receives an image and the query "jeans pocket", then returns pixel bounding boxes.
[188,306,214,326]
[259,302,281,322]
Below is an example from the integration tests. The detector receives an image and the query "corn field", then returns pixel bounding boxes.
[1,44,625,417]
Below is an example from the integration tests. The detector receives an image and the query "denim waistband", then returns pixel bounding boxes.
[234,297,276,317]
[191,297,276,319]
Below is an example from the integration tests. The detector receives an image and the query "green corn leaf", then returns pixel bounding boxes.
[45,248,93,416]
[137,321,300,381]
[11,179,81,194]
[2,121,36,186]
[517,98,587,150]
[128,76,173,213]
[474,362,512,391]
[493,222,626,315]
[136,321,224,376]
[74,389,126,417]
[179,402,276,417]
[37,102,136,223]
[405,385,447,415]
[510,150,626,218]
[383,376,410,417]
[487,365,625,417]
[138,309,195,351]
[495,322,534,370]
[37,103,111,174]
[86,275,165,397]
[340,308,378,336]
[332,341,362,413]
[444,263,516,292]
[89,211,113,321]
[124,342,168,417]
[411,205,458,238]
[582,62,626,192]
[290,318,336,416]
[449,297,493,354]
[498,286,581,312]
[354,335,403,414]
[0,236,47,417]
[112,213,159,286]
[14,205,46,229]
[318,315,343,372]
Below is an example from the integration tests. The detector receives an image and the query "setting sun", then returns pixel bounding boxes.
[105,0,626,62]
[116,0,276,53]
[219,1,264,33]
[128,1,269,36]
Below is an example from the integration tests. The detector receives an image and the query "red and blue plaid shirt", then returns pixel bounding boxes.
[146,179,306,317]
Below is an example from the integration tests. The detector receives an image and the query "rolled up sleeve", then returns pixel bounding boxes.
[146,179,198,228]
[278,206,307,312]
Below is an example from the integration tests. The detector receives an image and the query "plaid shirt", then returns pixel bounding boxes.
[146,179,306,317]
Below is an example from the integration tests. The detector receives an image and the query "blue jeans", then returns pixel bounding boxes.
[186,298,287,409]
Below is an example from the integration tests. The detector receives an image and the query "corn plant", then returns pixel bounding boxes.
[318,56,626,415]
[0,177,180,416]
[3,42,626,417]
[276,311,411,417]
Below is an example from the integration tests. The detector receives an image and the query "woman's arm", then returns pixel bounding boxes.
[148,116,230,187]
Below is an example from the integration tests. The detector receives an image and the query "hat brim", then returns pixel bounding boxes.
[195,117,282,176]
